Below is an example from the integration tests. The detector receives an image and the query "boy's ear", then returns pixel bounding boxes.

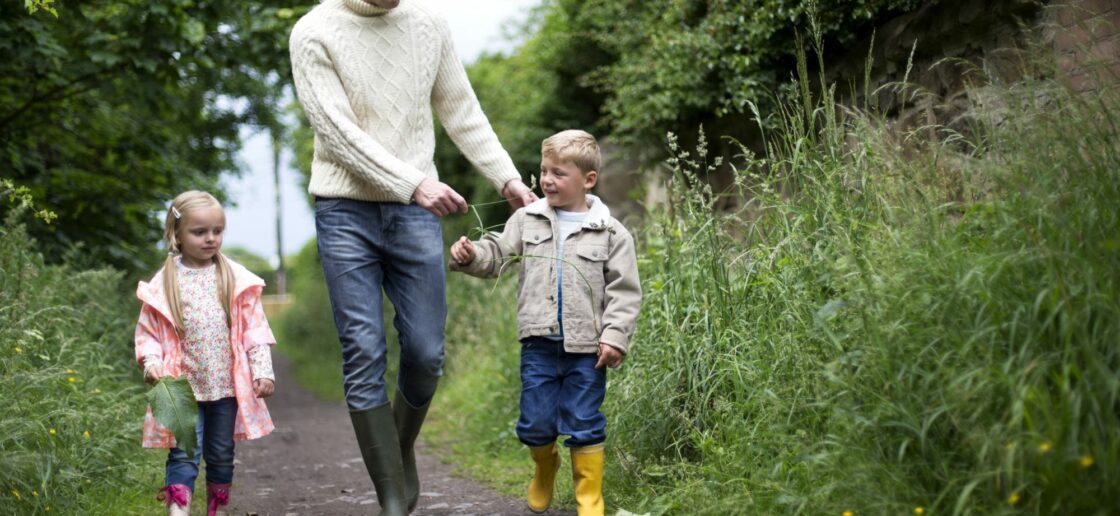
[583,169,598,190]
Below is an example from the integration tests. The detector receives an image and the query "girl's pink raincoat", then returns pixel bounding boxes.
[134,259,275,447]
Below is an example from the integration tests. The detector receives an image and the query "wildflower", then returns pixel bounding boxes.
[66,369,75,374]
[914,507,924,515]
[11,489,20,501]
[1008,492,1021,506]
[83,431,91,439]
[45,506,51,512]
[93,388,101,394]
[48,428,56,436]
[31,490,37,497]
[68,377,76,383]
[1080,455,1094,469]
[1038,441,1052,453]
[14,346,22,353]
[843,511,854,516]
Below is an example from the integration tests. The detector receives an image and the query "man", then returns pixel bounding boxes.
[289,0,536,514]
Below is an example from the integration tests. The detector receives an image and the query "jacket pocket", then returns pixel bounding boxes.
[573,244,608,296]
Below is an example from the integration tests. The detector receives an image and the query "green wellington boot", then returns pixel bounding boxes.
[350,404,409,516]
[393,390,431,512]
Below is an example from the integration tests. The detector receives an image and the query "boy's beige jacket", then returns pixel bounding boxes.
[451,196,641,354]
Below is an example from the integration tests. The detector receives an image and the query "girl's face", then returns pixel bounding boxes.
[177,207,225,268]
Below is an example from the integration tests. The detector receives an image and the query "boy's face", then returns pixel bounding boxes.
[539,155,597,212]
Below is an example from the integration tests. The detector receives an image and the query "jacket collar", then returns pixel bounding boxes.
[136,256,265,323]
[524,194,612,230]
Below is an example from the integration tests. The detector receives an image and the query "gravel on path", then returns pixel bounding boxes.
[228,356,575,516]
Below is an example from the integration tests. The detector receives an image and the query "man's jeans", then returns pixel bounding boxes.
[316,198,446,411]
[165,397,238,488]
[517,336,607,448]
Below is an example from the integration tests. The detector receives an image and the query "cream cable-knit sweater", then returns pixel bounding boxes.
[290,0,521,203]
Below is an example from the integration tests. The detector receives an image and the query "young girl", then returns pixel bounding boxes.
[134,190,277,516]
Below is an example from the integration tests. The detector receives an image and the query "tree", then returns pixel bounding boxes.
[1,0,307,273]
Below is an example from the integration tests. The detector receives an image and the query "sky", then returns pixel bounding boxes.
[221,0,541,264]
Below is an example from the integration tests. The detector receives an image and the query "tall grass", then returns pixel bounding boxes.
[429,49,1120,515]
[0,214,161,515]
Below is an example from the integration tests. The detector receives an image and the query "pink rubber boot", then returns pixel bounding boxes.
[206,481,231,516]
[157,484,191,516]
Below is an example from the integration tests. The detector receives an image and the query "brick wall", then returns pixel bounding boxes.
[1053,0,1120,92]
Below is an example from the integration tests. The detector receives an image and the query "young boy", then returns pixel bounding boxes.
[450,129,641,516]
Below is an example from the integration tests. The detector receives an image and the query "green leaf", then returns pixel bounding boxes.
[146,377,198,457]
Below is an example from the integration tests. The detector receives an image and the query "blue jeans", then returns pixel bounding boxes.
[165,397,238,488]
[316,198,446,411]
[517,337,607,448]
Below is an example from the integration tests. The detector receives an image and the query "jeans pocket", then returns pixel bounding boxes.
[314,197,344,214]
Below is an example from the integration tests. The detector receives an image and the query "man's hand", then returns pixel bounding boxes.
[594,343,624,369]
[254,378,276,398]
[413,178,468,217]
[451,236,476,266]
[502,179,538,210]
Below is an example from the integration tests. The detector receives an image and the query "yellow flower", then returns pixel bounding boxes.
[1038,441,1052,453]
[1008,492,1021,506]
[45,506,50,512]
[843,511,854,516]
[31,490,38,497]
[1080,455,1094,469]
[14,346,21,354]
[83,431,91,439]
[914,507,925,515]
[93,388,102,394]
[48,428,56,436]
[11,489,20,501]
[66,369,75,374]
[68,377,76,383]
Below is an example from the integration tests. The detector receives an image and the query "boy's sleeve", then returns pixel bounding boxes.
[450,211,525,278]
[135,304,164,367]
[598,224,642,354]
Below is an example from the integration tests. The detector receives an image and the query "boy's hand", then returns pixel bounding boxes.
[595,343,623,369]
[253,378,275,398]
[143,363,163,384]
[451,236,476,266]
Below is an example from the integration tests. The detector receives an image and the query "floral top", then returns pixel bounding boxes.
[143,260,274,401]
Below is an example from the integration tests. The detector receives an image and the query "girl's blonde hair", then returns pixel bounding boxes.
[160,190,235,335]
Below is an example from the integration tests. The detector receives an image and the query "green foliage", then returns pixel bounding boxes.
[0,212,161,515]
[271,238,343,401]
[424,51,1120,515]
[146,378,198,459]
[1,0,308,273]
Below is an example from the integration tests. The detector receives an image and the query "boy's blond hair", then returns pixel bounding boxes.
[541,129,601,174]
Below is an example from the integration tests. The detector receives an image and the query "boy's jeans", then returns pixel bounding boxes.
[517,336,607,448]
[315,198,446,411]
[165,397,238,487]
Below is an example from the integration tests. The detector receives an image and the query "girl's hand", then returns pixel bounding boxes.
[450,236,476,265]
[595,343,623,369]
[143,363,164,384]
[253,378,275,398]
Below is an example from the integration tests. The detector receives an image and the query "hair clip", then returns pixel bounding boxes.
[171,206,181,219]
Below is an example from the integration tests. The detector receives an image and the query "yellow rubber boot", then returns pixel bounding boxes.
[527,443,560,513]
[570,444,605,516]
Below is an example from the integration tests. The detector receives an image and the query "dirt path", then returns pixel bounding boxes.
[229,356,574,516]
